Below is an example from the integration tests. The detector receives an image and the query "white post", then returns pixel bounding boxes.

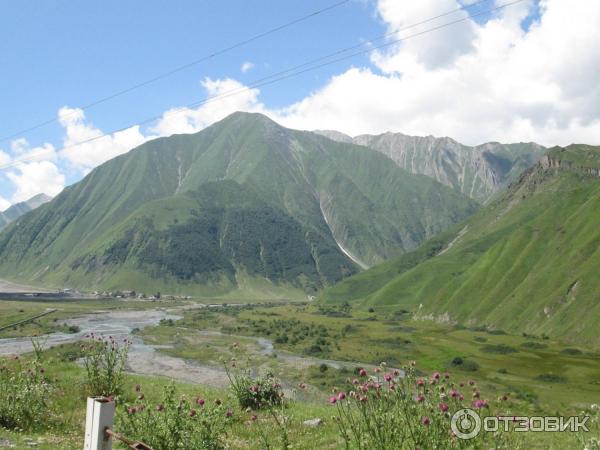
[84,397,115,450]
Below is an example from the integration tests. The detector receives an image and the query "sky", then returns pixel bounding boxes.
[0,0,599,210]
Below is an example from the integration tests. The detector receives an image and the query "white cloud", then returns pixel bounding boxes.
[266,0,600,146]
[0,139,64,204]
[241,61,255,73]
[151,77,265,136]
[58,106,147,171]
[6,160,65,203]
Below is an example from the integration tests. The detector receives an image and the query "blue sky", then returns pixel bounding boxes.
[1,0,597,209]
[0,0,381,152]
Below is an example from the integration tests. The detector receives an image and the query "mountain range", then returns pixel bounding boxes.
[0,112,478,298]
[320,144,600,344]
[0,193,52,231]
[315,130,545,202]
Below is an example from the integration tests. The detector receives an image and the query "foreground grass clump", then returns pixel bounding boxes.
[0,344,52,431]
[118,383,229,450]
[82,333,130,397]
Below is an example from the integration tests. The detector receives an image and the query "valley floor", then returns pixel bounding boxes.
[0,297,598,449]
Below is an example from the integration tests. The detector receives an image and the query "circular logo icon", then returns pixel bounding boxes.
[451,408,482,440]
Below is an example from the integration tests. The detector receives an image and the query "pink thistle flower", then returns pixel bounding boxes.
[329,396,337,404]
[251,414,257,421]
[196,398,205,406]
[432,372,441,380]
[359,368,367,377]
[374,367,381,374]
[439,402,449,413]
[416,378,425,387]
[384,374,392,382]
[420,416,431,426]
[298,383,307,390]
[352,379,359,385]
[472,399,488,409]
[226,409,233,417]
[338,392,346,401]
[415,395,425,403]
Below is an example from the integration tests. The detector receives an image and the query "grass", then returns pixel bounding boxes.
[144,303,600,416]
[1,299,599,449]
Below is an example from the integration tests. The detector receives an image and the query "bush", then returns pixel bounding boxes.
[536,373,567,383]
[479,344,519,354]
[224,361,282,410]
[82,334,130,397]
[117,383,228,450]
[560,348,582,356]
[0,344,52,431]
[521,341,547,349]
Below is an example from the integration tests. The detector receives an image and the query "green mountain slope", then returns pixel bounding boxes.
[320,144,600,344]
[0,193,51,230]
[0,113,477,297]
[316,130,545,202]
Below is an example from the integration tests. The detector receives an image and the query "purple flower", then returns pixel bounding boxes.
[329,396,337,404]
[420,416,431,426]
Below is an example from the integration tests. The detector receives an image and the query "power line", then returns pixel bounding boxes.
[0,0,350,144]
[0,0,524,172]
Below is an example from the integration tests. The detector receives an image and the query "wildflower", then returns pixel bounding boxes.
[473,399,488,409]
[468,380,475,386]
[226,409,233,417]
[352,379,359,385]
[439,402,449,413]
[127,407,136,415]
[156,404,164,412]
[359,368,367,377]
[250,385,258,393]
[416,378,425,387]
[421,416,431,426]
[415,395,425,403]
[338,391,346,401]
[329,396,337,404]
[459,394,464,401]
[374,367,381,374]
[196,397,205,406]
[384,374,392,382]
[459,382,465,387]
[189,409,197,417]
[251,414,257,421]
[298,383,307,389]
[432,372,441,380]
[444,372,450,379]
[359,395,367,402]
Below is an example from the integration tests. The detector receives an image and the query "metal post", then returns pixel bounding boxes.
[84,397,115,450]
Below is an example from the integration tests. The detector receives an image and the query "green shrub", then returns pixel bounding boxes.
[479,344,519,354]
[535,373,567,383]
[521,341,548,349]
[224,361,282,410]
[117,383,227,450]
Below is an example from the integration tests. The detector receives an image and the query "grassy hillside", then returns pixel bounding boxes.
[0,113,477,297]
[320,144,600,344]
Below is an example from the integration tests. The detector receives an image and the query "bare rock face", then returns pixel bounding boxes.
[315,130,545,203]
